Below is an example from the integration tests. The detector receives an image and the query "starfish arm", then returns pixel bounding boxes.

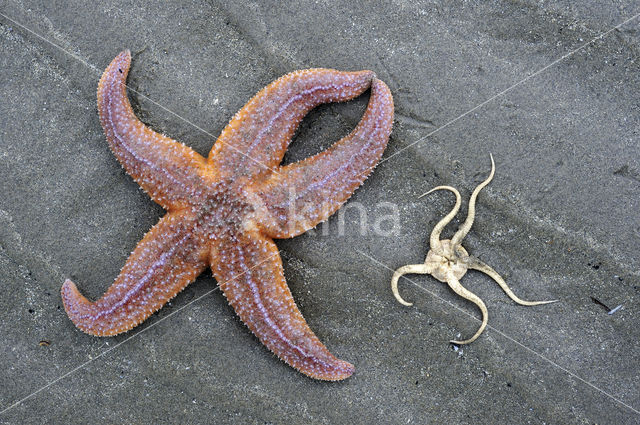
[445,272,488,345]
[210,230,354,381]
[208,68,376,179]
[61,211,208,336]
[467,257,558,306]
[247,78,394,238]
[451,154,495,248]
[391,264,434,306]
[420,186,461,255]
[98,50,207,210]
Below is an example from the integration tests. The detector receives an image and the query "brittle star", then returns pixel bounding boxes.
[391,155,557,344]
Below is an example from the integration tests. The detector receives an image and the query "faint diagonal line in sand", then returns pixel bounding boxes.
[0,252,277,415]
[376,12,640,167]
[358,250,640,416]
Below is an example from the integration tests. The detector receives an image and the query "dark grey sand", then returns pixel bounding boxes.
[1,1,639,423]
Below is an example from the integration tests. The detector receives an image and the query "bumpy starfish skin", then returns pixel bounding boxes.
[61,50,394,380]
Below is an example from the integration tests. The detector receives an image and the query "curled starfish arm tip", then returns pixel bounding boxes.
[250,76,394,238]
[208,68,379,180]
[61,211,208,336]
[97,50,207,210]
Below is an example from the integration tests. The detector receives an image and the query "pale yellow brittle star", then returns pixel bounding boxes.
[391,155,557,344]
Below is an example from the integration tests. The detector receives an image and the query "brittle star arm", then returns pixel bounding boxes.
[420,186,461,255]
[444,271,488,345]
[450,154,495,248]
[210,229,354,381]
[467,257,558,306]
[207,68,377,180]
[61,210,209,336]
[98,50,208,210]
[248,78,394,238]
[390,263,436,306]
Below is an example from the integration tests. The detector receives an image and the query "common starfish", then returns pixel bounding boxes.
[391,155,556,344]
[61,50,393,380]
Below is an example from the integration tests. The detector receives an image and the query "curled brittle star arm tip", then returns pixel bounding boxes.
[391,264,433,306]
[445,272,488,344]
[451,155,495,248]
